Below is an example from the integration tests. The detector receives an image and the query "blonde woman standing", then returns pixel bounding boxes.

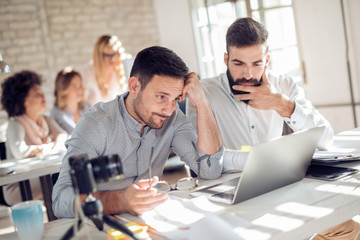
[82,35,128,106]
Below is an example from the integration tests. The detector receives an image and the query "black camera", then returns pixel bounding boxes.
[63,154,140,240]
[69,154,123,195]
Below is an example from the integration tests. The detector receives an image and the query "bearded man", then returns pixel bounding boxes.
[53,46,223,218]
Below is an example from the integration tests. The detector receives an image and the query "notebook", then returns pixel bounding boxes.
[190,126,325,204]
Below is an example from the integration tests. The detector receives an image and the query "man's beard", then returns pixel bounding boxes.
[227,69,262,104]
[133,91,169,129]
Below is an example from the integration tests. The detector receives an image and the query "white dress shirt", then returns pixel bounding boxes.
[81,63,127,106]
[186,72,334,172]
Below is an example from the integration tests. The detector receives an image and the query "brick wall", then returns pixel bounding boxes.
[0,0,159,123]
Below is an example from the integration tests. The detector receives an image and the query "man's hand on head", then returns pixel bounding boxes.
[179,72,207,108]
[180,72,222,155]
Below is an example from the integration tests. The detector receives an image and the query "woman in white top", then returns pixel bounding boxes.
[51,67,89,135]
[82,35,128,106]
[1,70,68,205]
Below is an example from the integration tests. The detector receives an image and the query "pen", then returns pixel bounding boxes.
[148,147,154,189]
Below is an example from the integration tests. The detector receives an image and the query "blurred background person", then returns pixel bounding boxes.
[51,67,89,135]
[82,35,128,106]
[1,70,68,204]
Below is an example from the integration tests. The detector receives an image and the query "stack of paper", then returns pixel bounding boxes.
[312,151,360,163]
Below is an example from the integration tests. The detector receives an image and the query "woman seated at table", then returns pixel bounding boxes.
[1,70,68,205]
[50,67,89,135]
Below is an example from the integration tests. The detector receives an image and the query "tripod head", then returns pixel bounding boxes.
[61,154,142,240]
[82,194,104,230]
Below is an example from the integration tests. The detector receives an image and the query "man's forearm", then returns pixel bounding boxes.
[196,100,222,155]
[276,94,295,118]
[75,190,127,215]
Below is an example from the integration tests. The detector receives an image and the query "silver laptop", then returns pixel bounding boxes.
[190,126,325,204]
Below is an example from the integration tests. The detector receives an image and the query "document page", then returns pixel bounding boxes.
[140,196,245,240]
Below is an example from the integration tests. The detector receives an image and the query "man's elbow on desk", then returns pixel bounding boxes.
[196,147,224,180]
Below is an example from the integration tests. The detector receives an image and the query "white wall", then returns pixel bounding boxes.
[293,0,360,133]
[153,0,360,134]
[345,0,360,104]
[0,0,160,124]
[2,0,359,135]
[153,0,199,73]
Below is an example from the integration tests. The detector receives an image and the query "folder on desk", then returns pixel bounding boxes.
[306,164,358,181]
[312,151,360,164]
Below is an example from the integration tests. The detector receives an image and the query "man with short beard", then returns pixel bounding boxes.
[52,46,223,218]
[187,17,333,171]
[187,17,357,240]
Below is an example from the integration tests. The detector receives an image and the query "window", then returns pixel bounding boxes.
[190,0,303,82]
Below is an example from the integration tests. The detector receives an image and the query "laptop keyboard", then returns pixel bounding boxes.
[211,187,236,200]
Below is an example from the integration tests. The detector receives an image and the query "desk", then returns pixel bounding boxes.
[0,217,163,240]
[145,128,360,240]
[0,152,64,221]
[0,218,107,240]
[3,129,360,240]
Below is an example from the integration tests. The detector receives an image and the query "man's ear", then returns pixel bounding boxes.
[128,76,141,96]
[224,52,228,66]
[265,53,270,66]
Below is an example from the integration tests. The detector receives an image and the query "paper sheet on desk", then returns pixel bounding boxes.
[312,151,360,163]
[140,196,244,240]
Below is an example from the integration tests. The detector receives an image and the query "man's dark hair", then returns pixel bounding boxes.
[129,46,189,89]
[1,70,42,117]
[226,17,269,52]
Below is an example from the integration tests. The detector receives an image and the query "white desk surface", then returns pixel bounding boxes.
[2,128,360,240]
[166,128,360,239]
[0,152,64,186]
[216,128,360,239]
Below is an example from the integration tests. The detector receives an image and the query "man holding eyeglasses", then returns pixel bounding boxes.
[187,17,358,240]
[52,46,223,218]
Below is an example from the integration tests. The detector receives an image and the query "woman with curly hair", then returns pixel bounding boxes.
[1,70,68,159]
[1,70,68,204]
[51,67,89,135]
[82,35,128,106]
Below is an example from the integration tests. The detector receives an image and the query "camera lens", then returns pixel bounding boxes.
[91,155,123,183]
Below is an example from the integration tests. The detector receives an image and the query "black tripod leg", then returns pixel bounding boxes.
[90,215,104,231]
[60,218,83,240]
[102,214,141,240]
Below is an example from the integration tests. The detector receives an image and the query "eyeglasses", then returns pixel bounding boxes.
[102,52,118,61]
[148,142,202,192]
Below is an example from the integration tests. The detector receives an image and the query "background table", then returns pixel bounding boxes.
[0,152,64,221]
